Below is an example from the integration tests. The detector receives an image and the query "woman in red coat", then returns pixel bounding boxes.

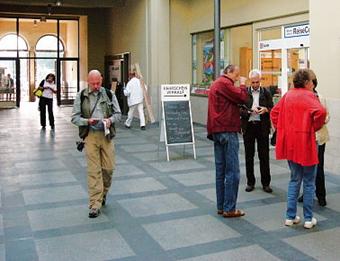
[270,69,326,229]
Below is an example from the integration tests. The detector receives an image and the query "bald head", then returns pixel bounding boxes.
[88,70,102,92]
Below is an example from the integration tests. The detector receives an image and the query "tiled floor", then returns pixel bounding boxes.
[0,102,340,261]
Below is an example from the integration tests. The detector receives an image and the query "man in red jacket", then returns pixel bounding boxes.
[271,69,326,229]
[207,64,248,218]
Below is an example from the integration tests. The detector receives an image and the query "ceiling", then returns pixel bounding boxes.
[0,0,124,8]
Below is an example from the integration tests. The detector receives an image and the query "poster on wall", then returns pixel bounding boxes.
[202,40,214,84]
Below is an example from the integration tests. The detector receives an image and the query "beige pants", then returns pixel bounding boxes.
[85,131,115,209]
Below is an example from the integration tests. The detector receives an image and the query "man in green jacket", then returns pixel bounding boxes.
[72,70,121,218]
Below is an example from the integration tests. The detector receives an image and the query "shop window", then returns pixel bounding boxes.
[191,24,252,96]
[259,26,281,41]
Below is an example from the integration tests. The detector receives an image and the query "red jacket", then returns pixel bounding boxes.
[270,88,326,166]
[207,75,248,139]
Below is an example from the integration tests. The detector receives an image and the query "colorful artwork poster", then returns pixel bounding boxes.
[202,40,214,84]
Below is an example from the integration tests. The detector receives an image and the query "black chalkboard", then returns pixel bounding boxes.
[163,100,193,144]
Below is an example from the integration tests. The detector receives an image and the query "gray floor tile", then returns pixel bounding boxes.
[15,160,66,172]
[171,171,214,186]
[118,193,197,217]
[143,215,240,250]
[28,205,109,231]
[196,188,216,203]
[244,202,327,231]
[122,144,159,153]
[23,185,87,205]
[109,177,167,195]
[114,164,145,177]
[35,229,135,261]
[19,171,77,186]
[0,244,4,261]
[0,215,3,236]
[180,244,280,261]
[132,151,178,162]
[150,160,206,173]
[283,227,340,261]
[325,192,340,212]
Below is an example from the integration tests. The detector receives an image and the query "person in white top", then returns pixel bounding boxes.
[39,73,57,130]
[123,72,146,130]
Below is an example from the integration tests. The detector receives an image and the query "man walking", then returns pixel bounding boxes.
[207,64,248,218]
[240,69,273,193]
[72,70,121,218]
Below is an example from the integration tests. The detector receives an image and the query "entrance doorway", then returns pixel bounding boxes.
[0,16,80,108]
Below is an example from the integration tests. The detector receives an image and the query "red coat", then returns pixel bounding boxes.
[207,75,248,139]
[270,88,326,166]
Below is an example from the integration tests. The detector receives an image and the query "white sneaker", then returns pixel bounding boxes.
[285,216,301,226]
[304,217,317,229]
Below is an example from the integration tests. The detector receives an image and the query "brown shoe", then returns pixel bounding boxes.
[223,209,245,218]
[217,210,223,215]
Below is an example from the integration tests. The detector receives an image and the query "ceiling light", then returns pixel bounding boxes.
[56,0,62,6]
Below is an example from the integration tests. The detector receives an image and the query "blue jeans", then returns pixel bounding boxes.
[212,132,240,212]
[287,160,317,221]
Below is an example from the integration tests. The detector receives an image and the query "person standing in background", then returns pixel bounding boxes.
[6,73,14,101]
[39,73,57,130]
[240,69,273,193]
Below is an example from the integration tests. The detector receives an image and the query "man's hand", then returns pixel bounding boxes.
[88,118,99,125]
[239,76,247,85]
[255,106,268,114]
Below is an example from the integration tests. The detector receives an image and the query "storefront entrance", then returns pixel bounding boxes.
[258,23,310,96]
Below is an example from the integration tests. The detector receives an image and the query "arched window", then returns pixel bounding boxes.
[0,33,28,57]
[35,35,64,57]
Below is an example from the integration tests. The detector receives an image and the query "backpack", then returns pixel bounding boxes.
[79,88,116,139]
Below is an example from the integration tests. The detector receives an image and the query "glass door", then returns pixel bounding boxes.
[287,47,309,89]
[259,49,282,97]
[0,58,17,108]
[58,58,79,105]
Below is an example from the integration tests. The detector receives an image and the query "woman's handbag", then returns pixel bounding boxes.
[33,87,43,97]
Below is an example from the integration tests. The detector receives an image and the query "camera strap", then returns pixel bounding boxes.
[89,92,101,117]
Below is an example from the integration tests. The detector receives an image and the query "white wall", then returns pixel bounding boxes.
[310,0,340,174]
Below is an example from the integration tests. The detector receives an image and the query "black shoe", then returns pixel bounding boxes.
[41,126,46,130]
[298,195,303,203]
[318,198,327,207]
[102,195,106,206]
[124,124,130,129]
[51,126,55,130]
[263,186,273,193]
[141,126,146,130]
[245,185,254,192]
[88,208,100,218]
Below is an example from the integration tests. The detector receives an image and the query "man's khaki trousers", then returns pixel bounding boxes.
[85,131,115,209]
